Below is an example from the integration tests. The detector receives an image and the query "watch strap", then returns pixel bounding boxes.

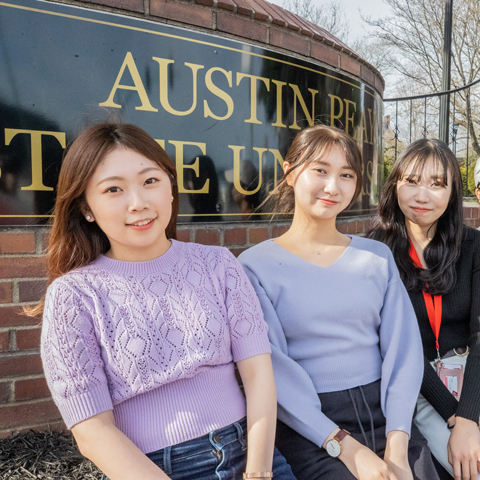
[333,429,350,444]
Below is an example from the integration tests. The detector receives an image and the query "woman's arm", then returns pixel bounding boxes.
[72,411,171,480]
[236,353,277,478]
[446,229,480,479]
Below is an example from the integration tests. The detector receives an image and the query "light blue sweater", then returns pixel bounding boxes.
[239,235,424,448]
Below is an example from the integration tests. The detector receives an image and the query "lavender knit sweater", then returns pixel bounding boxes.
[41,240,271,454]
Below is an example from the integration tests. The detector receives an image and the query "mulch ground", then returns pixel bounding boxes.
[0,430,102,479]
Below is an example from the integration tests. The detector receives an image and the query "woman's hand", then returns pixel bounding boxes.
[338,435,398,480]
[384,430,413,480]
[447,416,480,480]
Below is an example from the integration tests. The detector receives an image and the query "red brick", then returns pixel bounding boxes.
[355,220,365,234]
[347,221,358,234]
[18,280,48,303]
[229,247,248,257]
[0,382,10,404]
[0,256,47,279]
[195,229,220,245]
[216,12,268,42]
[463,206,472,219]
[0,282,12,304]
[81,0,143,11]
[0,233,35,254]
[311,43,339,69]
[253,0,286,25]
[0,430,13,439]
[176,229,191,243]
[364,218,373,232]
[0,354,43,378]
[0,332,9,352]
[249,227,269,244]
[464,218,477,227]
[195,0,214,5]
[472,206,479,218]
[243,0,270,21]
[360,65,375,86]
[41,232,50,252]
[151,0,213,29]
[341,55,361,77]
[375,75,385,96]
[337,221,348,234]
[0,306,41,328]
[269,28,309,56]
[232,0,255,16]
[218,0,235,11]
[15,377,50,402]
[224,227,247,245]
[0,399,62,429]
[272,225,289,238]
[16,328,41,351]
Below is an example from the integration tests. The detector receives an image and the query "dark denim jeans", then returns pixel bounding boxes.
[102,417,296,480]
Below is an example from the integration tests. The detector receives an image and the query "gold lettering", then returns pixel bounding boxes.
[236,73,270,124]
[328,94,344,126]
[344,99,356,136]
[168,140,209,194]
[289,84,318,130]
[155,139,166,149]
[271,80,287,128]
[5,129,65,191]
[99,52,157,111]
[204,68,234,121]
[368,108,375,145]
[153,58,204,116]
[228,145,266,195]
[360,109,368,143]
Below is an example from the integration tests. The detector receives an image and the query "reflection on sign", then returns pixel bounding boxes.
[0,0,383,225]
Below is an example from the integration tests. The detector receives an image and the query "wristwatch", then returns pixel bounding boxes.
[326,429,351,458]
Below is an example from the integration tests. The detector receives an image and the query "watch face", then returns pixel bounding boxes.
[326,439,341,457]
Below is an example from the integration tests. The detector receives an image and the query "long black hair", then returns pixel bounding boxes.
[368,139,463,295]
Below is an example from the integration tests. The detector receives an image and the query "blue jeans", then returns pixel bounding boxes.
[102,417,296,480]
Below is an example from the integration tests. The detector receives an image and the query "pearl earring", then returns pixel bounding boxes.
[171,196,174,201]
[86,216,91,220]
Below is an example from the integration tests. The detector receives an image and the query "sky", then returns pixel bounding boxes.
[267,0,393,44]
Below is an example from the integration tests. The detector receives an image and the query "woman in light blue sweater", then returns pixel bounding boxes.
[239,125,439,480]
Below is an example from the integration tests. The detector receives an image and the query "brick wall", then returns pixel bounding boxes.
[2,204,478,436]
[0,215,375,437]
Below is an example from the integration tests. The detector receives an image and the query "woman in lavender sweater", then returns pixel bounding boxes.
[33,123,295,480]
[239,125,439,480]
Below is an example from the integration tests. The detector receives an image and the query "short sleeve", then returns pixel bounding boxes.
[221,249,271,362]
[41,280,113,428]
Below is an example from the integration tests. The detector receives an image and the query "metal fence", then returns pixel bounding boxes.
[383,78,480,194]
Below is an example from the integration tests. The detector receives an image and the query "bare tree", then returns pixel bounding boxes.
[364,0,480,157]
[283,0,350,42]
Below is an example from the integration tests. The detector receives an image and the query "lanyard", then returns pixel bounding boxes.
[409,240,442,360]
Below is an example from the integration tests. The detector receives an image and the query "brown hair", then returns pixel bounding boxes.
[26,123,178,316]
[272,125,363,214]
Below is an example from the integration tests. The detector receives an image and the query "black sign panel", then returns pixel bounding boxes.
[0,0,383,225]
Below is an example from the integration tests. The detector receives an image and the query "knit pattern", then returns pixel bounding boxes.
[41,241,270,452]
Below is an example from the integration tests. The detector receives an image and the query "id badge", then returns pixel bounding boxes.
[436,361,464,401]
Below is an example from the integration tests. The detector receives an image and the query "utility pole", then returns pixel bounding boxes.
[439,0,453,143]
